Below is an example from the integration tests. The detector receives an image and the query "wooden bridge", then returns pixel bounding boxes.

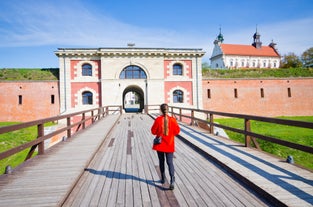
[0,107,312,207]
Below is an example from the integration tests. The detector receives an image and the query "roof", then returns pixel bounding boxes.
[220,44,280,57]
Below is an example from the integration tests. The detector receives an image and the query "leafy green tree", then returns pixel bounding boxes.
[301,47,313,68]
[202,62,210,70]
[281,52,303,68]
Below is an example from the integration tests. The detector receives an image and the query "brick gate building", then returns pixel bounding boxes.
[54,47,205,115]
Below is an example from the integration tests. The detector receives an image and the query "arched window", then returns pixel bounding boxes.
[82,91,93,105]
[82,64,92,76]
[173,64,183,75]
[173,90,183,103]
[119,65,147,79]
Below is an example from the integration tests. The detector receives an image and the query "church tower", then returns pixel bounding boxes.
[214,27,224,45]
[252,27,262,49]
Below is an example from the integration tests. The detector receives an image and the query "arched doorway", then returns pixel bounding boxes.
[119,65,147,113]
[123,85,144,113]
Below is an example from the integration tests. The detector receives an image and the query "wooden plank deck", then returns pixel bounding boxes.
[62,114,270,207]
[176,121,313,207]
[0,114,312,207]
[0,115,120,207]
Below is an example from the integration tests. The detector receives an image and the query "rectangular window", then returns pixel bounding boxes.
[207,89,211,99]
[18,95,22,105]
[234,88,238,98]
[260,88,264,98]
[288,88,291,97]
[51,95,55,104]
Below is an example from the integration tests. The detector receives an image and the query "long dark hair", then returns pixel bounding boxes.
[160,103,169,135]
[160,103,168,115]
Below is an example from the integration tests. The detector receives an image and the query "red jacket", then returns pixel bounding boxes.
[151,115,180,152]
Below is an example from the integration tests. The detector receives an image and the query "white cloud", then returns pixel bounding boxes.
[0,1,187,48]
[0,0,312,65]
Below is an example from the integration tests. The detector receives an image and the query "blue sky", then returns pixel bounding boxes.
[0,0,312,68]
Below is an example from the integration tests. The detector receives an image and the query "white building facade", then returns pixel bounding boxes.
[55,47,205,114]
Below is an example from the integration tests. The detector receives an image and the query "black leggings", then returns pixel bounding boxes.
[157,151,174,177]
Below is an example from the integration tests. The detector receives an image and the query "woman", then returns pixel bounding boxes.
[151,103,180,190]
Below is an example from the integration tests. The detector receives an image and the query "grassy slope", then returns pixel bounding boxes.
[202,67,313,78]
[1,67,313,81]
[215,116,313,170]
[0,122,56,174]
[0,68,59,81]
[0,122,37,174]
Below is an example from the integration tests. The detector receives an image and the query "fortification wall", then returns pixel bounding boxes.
[202,78,313,117]
[0,81,60,122]
[1,78,312,122]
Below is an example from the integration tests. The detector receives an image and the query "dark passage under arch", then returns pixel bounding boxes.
[123,85,144,113]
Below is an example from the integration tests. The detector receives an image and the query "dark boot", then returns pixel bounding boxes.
[161,173,165,184]
[169,176,175,190]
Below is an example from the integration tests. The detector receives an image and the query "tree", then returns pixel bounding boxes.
[301,47,313,68]
[202,62,210,70]
[281,52,303,68]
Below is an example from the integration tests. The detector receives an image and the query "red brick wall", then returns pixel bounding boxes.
[202,78,313,117]
[1,78,312,122]
[0,81,60,122]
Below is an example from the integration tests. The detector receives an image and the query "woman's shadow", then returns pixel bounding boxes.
[85,168,169,190]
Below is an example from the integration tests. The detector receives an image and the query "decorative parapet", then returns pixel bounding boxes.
[55,47,205,58]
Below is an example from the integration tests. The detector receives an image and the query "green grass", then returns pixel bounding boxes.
[0,68,59,81]
[215,116,313,170]
[202,67,313,78]
[0,122,56,174]
[1,67,313,81]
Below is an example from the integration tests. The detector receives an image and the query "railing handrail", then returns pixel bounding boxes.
[170,106,313,129]
[0,105,122,169]
[159,106,313,154]
[1,104,312,174]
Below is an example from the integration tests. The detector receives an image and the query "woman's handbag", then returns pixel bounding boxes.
[153,136,162,145]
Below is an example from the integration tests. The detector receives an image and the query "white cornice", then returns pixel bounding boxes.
[54,47,205,58]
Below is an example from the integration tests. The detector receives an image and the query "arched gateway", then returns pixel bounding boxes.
[55,47,205,114]
[123,85,144,113]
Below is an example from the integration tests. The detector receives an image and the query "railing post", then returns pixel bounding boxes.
[91,110,95,123]
[120,106,123,114]
[82,113,86,129]
[106,106,109,116]
[190,110,194,126]
[209,113,214,134]
[179,108,182,122]
[144,105,148,114]
[245,118,251,147]
[102,107,105,117]
[98,108,101,120]
[67,117,71,138]
[37,124,45,155]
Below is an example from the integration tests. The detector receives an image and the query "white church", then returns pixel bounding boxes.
[210,29,281,69]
